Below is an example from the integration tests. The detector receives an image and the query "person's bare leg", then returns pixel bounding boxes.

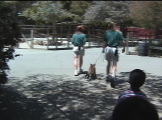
[79,56,83,68]
[106,61,111,76]
[112,61,117,77]
[79,55,83,73]
[74,56,79,75]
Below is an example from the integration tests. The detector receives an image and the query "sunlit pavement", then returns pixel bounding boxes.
[0,46,162,120]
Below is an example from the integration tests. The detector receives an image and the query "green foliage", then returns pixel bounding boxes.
[60,1,72,11]
[129,1,162,29]
[69,1,92,16]
[0,2,21,46]
[0,2,20,48]
[22,1,75,24]
[21,1,92,24]
[69,1,92,23]
[0,1,21,85]
[83,1,131,25]
[8,1,162,30]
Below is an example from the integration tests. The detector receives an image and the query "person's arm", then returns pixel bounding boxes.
[118,31,125,53]
[71,34,74,45]
[121,40,126,53]
[101,41,107,53]
[83,34,87,45]
[102,32,108,53]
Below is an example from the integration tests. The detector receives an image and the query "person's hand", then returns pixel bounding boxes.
[122,48,125,53]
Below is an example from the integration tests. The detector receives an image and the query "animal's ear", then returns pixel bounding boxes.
[94,64,96,66]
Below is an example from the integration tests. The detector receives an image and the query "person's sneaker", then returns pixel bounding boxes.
[110,77,116,88]
[78,68,83,74]
[74,70,78,76]
[106,75,112,82]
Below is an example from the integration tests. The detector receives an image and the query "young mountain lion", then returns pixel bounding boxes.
[85,64,97,80]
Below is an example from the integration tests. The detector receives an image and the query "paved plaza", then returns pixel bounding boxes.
[0,46,162,120]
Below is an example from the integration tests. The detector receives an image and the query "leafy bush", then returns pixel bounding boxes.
[0,2,21,85]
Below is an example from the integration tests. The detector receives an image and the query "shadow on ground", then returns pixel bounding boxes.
[0,72,162,120]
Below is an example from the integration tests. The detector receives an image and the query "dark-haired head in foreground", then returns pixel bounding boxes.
[129,69,146,91]
[111,97,159,120]
[118,69,147,102]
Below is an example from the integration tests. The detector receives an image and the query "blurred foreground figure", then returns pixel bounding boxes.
[111,97,159,120]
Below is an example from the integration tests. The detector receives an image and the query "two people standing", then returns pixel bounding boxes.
[71,22,125,80]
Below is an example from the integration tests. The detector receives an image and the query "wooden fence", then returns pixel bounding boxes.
[20,24,103,50]
[19,24,162,56]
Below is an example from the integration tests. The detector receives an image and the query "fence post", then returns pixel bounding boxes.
[88,31,91,47]
[21,33,31,48]
[46,29,49,50]
[30,29,34,49]
[67,34,70,48]
[125,32,130,55]
[148,39,152,56]
[55,35,58,49]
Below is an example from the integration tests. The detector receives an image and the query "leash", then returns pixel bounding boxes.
[94,52,105,64]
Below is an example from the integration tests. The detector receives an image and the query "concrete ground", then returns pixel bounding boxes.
[0,46,162,120]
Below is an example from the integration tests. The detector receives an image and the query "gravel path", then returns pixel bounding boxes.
[0,47,162,120]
